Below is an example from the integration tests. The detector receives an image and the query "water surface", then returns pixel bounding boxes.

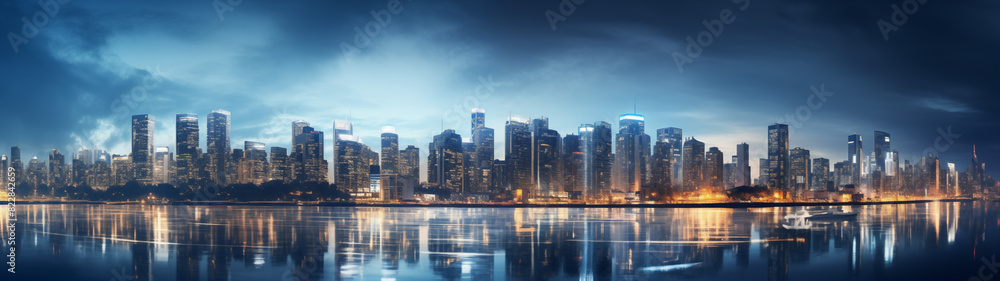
[3,202,997,280]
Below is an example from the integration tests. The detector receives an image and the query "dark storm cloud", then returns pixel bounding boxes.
[0,0,996,177]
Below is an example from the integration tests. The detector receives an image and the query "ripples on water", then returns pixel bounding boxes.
[1,202,997,281]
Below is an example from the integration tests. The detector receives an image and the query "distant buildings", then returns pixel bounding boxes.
[505,117,532,199]
[705,147,723,191]
[207,110,231,186]
[131,114,155,185]
[682,137,705,192]
[428,129,464,193]
[789,147,810,196]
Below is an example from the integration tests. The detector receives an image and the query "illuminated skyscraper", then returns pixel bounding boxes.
[506,116,532,198]
[579,121,613,199]
[295,126,326,183]
[9,147,22,188]
[292,120,310,149]
[656,127,684,188]
[381,126,400,175]
[848,133,862,187]
[705,147,723,191]
[534,126,561,197]
[812,157,830,191]
[650,139,672,200]
[48,149,67,188]
[614,114,650,194]
[873,131,890,173]
[332,120,354,182]
[767,124,790,192]
[428,129,464,193]
[682,138,705,192]
[112,155,133,186]
[207,110,231,186]
[731,143,749,187]
[153,147,171,184]
[131,114,155,185]
[269,147,290,182]
[243,141,267,184]
[471,108,495,195]
[399,145,420,182]
[562,134,583,198]
[175,113,199,186]
[789,147,810,196]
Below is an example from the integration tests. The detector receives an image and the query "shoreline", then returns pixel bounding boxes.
[11,198,981,208]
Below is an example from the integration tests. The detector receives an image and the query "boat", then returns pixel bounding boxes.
[809,207,858,220]
[782,209,813,230]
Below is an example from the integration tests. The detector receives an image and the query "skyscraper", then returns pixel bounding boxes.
[332,120,354,183]
[705,147,723,191]
[562,134,583,198]
[650,139,672,200]
[428,129,464,193]
[207,110,231,186]
[244,141,267,184]
[767,124,790,192]
[735,143,750,187]
[399,145,420,183]
[9,147,21,188]
[269,147,290,182]
[614,114,650,193]
[812,157,830,191]
[534,126,561,197]
[292,120,310,149]
[153,147,171,184]
[789,147,810,196]
[48,149,67,188]
[131,114,154,185]
[471,108,495,195]
[175,113,199,186]
[505,116,532,199]
[873,131,890,173]
[656,127,684,189]
[848,133,863,187]
[682,138,705,192]
[381,126,400,175]
[295,126,326,183]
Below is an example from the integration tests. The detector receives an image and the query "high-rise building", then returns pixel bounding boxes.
[207,110,231,186]
[153,147,172,184]
[579,121,613,199]
[789,147,810,196]
[657,128,684,189]
[381,126,400,175]
[812,158,830,191]
[292,120,310,149]
[334,135,373,193]
[295,126,326,183]
[650,139,672,200]
[615,114,650,195]
[471,109,495,195]
[332,120,354,183]
[682,138,705,192]
[399,145,420,183]
[26,157,46,193]
[9,147,22,188]
[834,161,851,188]
[768,124,790,192]
[736,143,750,187]
[428,129,464,193]
[705,147,724,191]
[505,116,532,198]
[48,149,67,188]
[269,147,290,182]
[131,114,155,185]
[243,141,267,185]
[112,155,133,186]
[873,131,890,173]
[562,134,583,198]
[535,127,561,197]
[848,133,863,187]
[176,113,199,186]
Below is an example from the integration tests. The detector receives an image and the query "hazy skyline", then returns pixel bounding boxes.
[1,0,997,178]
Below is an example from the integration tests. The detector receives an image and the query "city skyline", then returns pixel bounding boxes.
[1,107,995,184]
[1,0,998,179]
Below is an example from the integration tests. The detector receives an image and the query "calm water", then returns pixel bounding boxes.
[2,202,998,281]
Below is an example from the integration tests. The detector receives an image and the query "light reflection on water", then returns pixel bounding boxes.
[1,202,997,281]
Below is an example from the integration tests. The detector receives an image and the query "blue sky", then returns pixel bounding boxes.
[1,0,997,178]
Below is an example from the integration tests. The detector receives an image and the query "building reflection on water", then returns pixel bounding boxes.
[1,201,995,281]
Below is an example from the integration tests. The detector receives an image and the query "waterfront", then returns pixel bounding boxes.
[2,201,997,280]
